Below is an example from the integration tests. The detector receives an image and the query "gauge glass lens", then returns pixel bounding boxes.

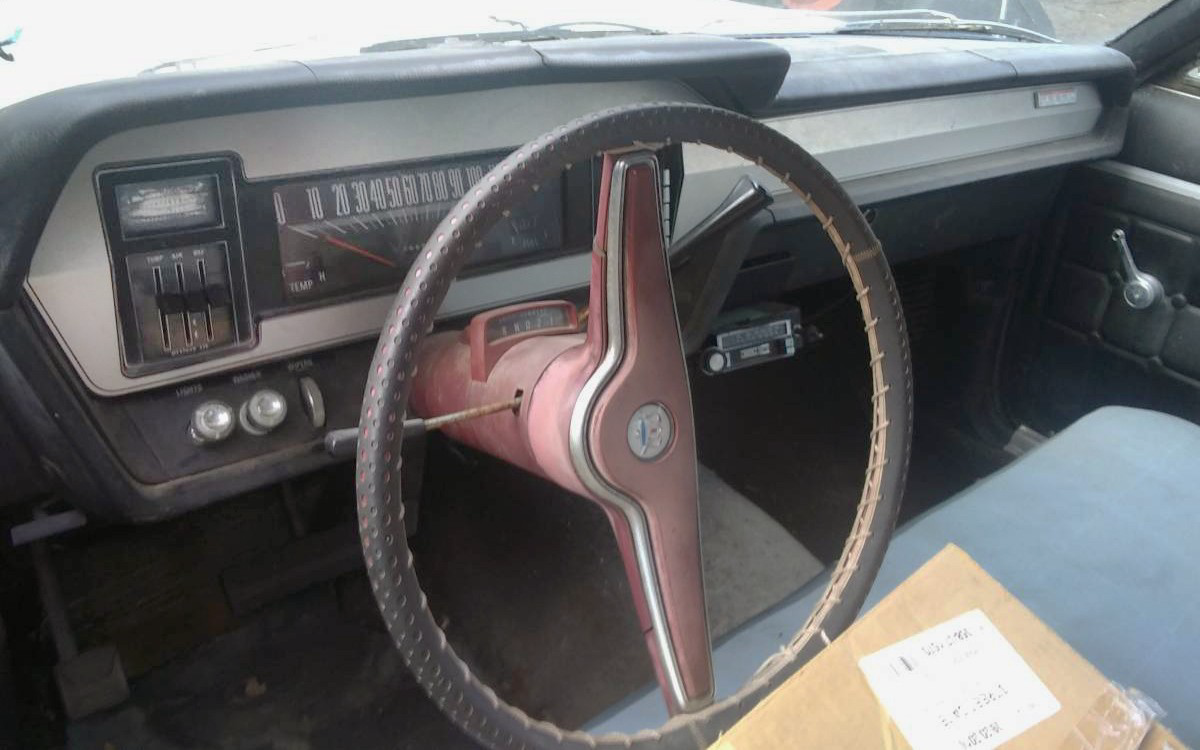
[272,152,563,304]
[115,174,221,237]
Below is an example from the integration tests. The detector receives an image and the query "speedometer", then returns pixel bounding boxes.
[271,151,564,305]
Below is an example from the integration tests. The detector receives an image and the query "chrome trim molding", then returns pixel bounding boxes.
[1089,159,1200,202]
[673,81,1114,234]
[567,152,713,714]
[1151,83,1200,103]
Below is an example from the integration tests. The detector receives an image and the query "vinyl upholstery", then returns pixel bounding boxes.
[593,406,1200,741]
[853,406,1200,742]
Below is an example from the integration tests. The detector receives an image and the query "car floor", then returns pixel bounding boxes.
[64,453,825,749]
[23,268,1003,749]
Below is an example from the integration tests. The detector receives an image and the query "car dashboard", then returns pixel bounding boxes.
[0,33,1134,521]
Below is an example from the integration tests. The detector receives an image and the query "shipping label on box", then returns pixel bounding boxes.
[858,609,1060,750]
[709,545,1185,750]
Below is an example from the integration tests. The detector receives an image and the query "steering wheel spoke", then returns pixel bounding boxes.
[569,152,713,714]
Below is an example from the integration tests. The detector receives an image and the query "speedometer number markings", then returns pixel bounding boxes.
[272,152,563,304]
[305,186,325,220]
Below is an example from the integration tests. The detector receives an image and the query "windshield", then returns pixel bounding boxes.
[0,0,1171,109]
[761,0,1166,42]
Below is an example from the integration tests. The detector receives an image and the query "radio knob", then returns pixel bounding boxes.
[704,349,728,374]
[240,389,288,435]
[189,400,235,445]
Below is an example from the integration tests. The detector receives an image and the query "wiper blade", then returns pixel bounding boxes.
[834,16,1058,43]
[0,27,21,63]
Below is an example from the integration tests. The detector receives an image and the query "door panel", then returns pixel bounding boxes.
[1011,83,1200,432]
[1122,86,1200,185]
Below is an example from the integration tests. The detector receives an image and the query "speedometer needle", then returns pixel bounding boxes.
[318,233,397,268]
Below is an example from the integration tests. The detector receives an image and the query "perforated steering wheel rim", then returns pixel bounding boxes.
[356,102,912,749]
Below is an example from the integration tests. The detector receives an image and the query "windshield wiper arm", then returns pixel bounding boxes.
[834,16,1058,43]
[0,28,21,62]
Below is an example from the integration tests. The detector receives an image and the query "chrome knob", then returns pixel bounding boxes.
[297,376,326,428]
[1123,275,1163,310]
[189,400,235,445]
[704,350,727,374]
[240,389,288,435]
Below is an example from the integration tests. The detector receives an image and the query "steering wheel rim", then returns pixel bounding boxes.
[356,102,912,748]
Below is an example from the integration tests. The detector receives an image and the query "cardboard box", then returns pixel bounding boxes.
[712,545,1186,750]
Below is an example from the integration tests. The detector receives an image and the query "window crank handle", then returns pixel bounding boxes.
[1111,229,1163,310]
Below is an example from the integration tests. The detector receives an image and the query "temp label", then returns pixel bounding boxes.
[858,609,1060,750]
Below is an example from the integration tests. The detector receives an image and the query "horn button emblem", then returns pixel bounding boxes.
[627,403,674,461]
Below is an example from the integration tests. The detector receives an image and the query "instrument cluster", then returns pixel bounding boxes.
[270,150,566,305]
[95,149,597,376]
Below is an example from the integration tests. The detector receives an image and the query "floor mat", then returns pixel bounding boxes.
[67,588,476,750]
[692,329,875,564]
[692,306,995,563]
[66,460,821,747]
[59,280,994,747]
[698,467,822,638]
[410,445,822,728]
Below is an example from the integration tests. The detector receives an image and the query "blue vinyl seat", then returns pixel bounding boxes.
[592,407,1200,742]
[844,406,1200,742]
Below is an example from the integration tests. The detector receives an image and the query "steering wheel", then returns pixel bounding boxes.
[356,103,912,748]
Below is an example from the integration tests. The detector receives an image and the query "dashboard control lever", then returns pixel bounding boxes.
[325,420,425,459]
[1111,229,1164,310]
[670,176,774,355]
[324,395,522,459]
[324,427,367,458]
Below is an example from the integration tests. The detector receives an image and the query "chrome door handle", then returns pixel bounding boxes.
[1111,229,1164,310]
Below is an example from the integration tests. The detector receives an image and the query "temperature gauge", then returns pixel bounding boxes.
[467,301,580,381]
[282,255,327,297]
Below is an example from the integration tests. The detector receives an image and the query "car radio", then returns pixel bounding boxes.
[701,303,807,375]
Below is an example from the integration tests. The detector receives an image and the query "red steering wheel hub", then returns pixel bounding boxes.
[412,151,712,712]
